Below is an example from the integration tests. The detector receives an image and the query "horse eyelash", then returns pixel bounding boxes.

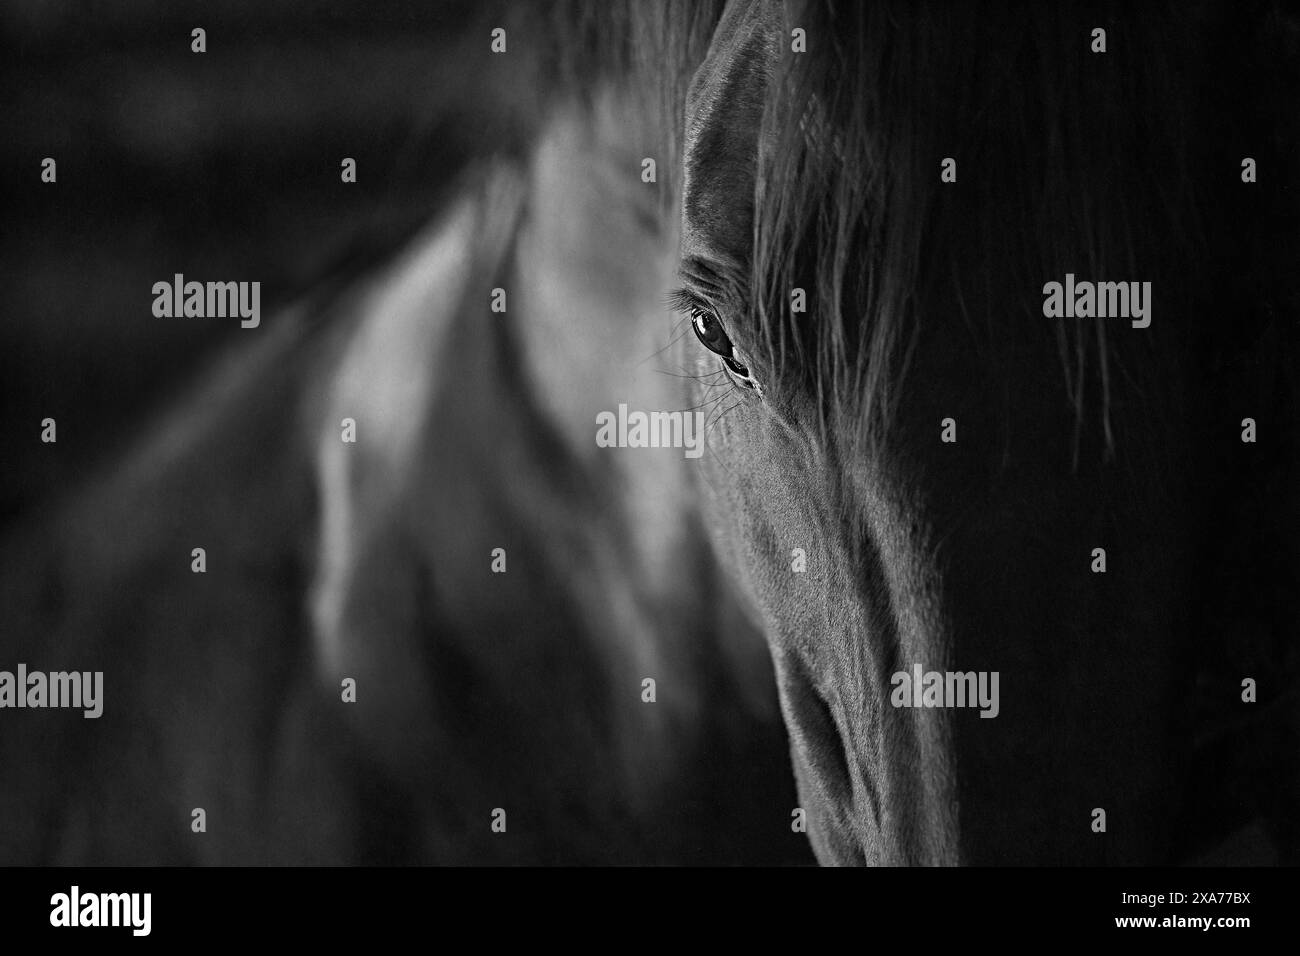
[666,287,707,316]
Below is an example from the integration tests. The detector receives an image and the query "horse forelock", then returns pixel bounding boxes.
[735,1,1255,466]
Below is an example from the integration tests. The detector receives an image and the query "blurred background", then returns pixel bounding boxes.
[0,0,537,531]
[1,0,814,866]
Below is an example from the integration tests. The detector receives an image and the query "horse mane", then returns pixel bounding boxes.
[747,1,1293,464]
[494,0,726,210]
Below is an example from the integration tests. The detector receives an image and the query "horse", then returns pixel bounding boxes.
[1,0,1295,866]
[0,4,804,865]
[667,0,1298,864]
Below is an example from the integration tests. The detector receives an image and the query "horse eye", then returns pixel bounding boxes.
[724,356,752,380]
[690,308,735,358]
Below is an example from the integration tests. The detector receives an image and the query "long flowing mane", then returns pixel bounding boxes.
[746,1,1295,464]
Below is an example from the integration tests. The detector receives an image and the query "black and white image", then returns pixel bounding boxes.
[1,0,1296,871]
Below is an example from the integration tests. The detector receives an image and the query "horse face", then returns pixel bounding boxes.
[676,1,1196,865]
[674,0,953,866]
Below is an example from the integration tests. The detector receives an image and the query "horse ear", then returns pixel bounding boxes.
[680,2,782,268]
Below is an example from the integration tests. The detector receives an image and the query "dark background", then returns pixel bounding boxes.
[1,0,531,531]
